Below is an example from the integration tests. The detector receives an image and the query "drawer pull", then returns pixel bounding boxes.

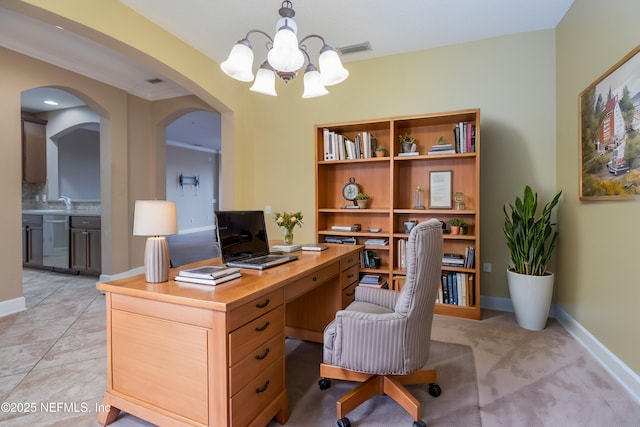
[256,380,270,394]
[255,348,271,360]
[312,276,318,281]
[346,290,355,297]
[347,274,354,279]
[255,321,270,332]
[256,299,270,308]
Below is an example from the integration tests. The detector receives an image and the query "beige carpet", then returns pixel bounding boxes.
[268,339,481,427]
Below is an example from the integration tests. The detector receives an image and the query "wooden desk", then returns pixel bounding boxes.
[96,244,361,427]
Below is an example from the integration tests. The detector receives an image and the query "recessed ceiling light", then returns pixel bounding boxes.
[44,100,59,106]
[55,26,64,30]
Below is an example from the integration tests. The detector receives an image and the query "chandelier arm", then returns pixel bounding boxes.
[298,34,327,49]
[244,29,274,45]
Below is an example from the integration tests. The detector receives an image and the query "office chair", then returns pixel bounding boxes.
[319,219,443,427]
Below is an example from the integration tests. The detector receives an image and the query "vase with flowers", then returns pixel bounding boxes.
[274,211,304,245]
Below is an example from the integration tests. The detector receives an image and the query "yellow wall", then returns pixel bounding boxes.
[7,0,640,377]
[556,0,640,373]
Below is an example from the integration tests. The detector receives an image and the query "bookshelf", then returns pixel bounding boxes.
[315,109,481,320]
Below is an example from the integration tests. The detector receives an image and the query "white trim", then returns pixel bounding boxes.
[481,295,640,402]
[167,139,218,153]
[99,267,144,283]
[555,306,640,403]
[0,296,26,318]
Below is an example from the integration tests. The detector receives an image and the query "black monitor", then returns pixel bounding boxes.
[215,210,270,262]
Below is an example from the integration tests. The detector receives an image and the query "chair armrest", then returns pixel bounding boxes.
[355,286,399,310]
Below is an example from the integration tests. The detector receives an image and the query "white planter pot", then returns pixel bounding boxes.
[506,270,554,331]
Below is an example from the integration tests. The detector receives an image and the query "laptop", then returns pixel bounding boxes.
[215,210,299,270]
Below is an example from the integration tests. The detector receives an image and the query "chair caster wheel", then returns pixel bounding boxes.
[318,378,331,390]
[337,417,351,427]
[413,421,427,427]
[428,383,441,397]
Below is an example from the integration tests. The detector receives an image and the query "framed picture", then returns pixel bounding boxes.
[429,170,452,208]
[579,45,640,200]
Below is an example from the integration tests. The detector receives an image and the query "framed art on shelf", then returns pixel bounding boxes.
[429,170,452,209]
[579,45,640,201]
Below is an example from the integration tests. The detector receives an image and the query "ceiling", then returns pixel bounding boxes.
[2,0,574,151]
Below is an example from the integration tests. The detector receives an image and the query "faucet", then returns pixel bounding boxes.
[58,195,72,211]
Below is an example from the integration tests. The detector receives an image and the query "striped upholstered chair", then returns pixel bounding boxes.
[319,218,443,427]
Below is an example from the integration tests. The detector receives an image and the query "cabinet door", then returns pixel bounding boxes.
[22,119,47,184]
[23,226,44,267]
[86,229,101,274]
[70,228,88,271]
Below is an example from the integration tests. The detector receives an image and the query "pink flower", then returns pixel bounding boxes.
[276,217,284,224]
[290,217,297,223]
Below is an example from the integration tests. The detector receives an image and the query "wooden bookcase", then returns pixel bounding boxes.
[315,109,481,319]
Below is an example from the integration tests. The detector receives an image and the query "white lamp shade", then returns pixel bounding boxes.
[133,200,178,236]
[250,66,277,96]
[302,69,328,98]
[220,42,255,82]
[267,23,304,72]
[319,49,349,86]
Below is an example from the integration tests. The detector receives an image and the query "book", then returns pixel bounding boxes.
[398,151,420,156]
[324,236,357,244]
[301,243,328,251]
[178,265,240,280]
[331,224,361,231]
[174,272,242,286]
[364,239,389,246]
[271,244,302,252]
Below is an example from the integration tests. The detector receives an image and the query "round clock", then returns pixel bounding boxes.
[342,177,360,202]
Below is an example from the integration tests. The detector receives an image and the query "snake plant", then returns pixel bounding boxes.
[503,186,562,276]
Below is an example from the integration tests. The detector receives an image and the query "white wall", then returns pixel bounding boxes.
[166,144,219,232]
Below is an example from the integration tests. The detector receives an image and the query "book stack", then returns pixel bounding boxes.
[428,143,456,155]
[364,238,389,246]
[174,266,242,286]
[301,243,328,251]
[442,253,465,267]
[362,250,380,268]
[271,244,302,252]
[323,129,378,161]
[331,224,361,232]
[324,236,357,244]
[464,246,475,268]
[359,274,388,288]
[452,122,476,153]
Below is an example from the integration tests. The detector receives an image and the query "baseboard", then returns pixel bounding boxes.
[481,295,640,402]
[0,296,26,318]
[555,306,640,402]
[98,267,144,283]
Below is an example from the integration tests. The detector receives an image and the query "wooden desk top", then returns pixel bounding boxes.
[96,244,362,312]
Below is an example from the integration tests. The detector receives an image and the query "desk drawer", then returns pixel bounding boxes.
[285,263,339,302]
[230,357,283,427]
[228,289,283,332]
[340,252,360,271]
[229,305,284,366]
[229,332,284,396]
[341,263,359,289]
[342,281,357,307]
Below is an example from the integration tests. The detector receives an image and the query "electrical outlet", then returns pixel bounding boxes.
[265,205,272,214]
[483,263,492,273]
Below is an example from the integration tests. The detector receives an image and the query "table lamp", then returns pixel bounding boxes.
[133,200,178,283]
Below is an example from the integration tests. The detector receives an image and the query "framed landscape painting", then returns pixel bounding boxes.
[579,45,640,200]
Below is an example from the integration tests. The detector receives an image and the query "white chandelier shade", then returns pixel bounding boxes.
[220,1,348,98]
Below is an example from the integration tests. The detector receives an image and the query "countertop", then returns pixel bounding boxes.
[22,209,101,217]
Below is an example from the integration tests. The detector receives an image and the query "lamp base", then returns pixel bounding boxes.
[144,237,170,283]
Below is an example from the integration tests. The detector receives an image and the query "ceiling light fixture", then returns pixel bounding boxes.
[220,0,349,98]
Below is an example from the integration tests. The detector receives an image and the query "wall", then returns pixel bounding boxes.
[556,0,640,374]
[166,145,218,232]
[57,128,100,201]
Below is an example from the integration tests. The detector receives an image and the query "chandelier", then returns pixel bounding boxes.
[220,0,349,98]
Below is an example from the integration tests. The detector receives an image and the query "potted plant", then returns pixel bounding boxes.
[398,134,416,153]
[374,147,387,157]
[448,218,466,235]
[503,186,562,330]
[355,192,370,209]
